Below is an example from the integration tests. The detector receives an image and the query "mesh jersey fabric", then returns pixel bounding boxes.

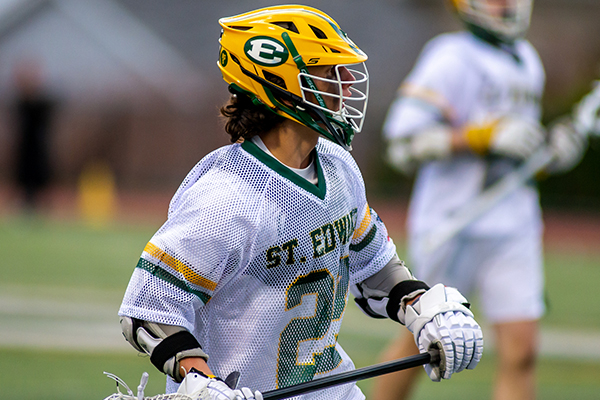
[119,137,397,399]
[382,31,545,236]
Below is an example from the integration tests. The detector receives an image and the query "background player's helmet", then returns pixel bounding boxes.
[448,0,533,43]
[218,5,369,150]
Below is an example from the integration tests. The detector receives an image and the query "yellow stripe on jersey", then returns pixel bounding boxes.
[352,204,372,240]
[400,82,456,123]
[143,242,217,291]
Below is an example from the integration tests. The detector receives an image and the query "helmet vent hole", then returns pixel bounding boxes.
[309,25,328,39]
[329,48,341,53]
[271,21,299,34]
[263,71,287,89]
[227,25,252,31]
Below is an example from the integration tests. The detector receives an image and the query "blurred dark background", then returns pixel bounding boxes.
[0,0,598,215]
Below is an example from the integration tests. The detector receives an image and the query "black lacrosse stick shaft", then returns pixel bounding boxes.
[262,351,435,400]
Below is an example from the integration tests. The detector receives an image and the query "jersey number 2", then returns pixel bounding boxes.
[276,257,349,388]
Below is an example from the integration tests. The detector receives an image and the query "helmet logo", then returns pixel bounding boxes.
[220,49,228,67]
[244,36,289,67]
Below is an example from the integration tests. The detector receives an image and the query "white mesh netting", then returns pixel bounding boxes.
[104,394,200,400]
[103,372,210,400]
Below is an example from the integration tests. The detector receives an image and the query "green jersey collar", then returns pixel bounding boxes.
[241,139,326,200]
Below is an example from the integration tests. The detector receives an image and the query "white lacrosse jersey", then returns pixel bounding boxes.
[119,138,397,399]
[383,31,545,236]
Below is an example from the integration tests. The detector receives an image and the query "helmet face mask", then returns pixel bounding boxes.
[218,5,369,150]
[298,63,369,137]
[451,0,533,43]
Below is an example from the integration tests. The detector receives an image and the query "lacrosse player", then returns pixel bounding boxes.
[118,5,483,400]
[375,1,588,400]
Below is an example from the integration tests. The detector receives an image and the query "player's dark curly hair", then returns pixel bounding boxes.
[220,92,286,143]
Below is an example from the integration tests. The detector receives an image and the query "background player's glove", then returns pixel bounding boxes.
[177,369,262,400]
[386,125,452,175]
[464,117,545,159]
[574,80,600,136]
[546,117,588,174]
[403,284,483,382]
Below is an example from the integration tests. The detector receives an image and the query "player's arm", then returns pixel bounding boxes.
[385,95,547,175]
[383,94,455,175]
[460,116,546,160]
[350,256,484,381]
[120,308,245,394]
[382,38,467,175]
[120,317,262,399]
[350,254,429,319]
[120,316,211,382]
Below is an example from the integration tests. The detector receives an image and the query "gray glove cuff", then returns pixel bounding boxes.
[167,347,211,383]
[386,280,430,324]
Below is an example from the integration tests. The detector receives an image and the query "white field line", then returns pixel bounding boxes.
[0,291,130,352]
[1,292,600,361]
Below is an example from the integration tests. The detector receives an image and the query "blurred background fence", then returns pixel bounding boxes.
[0,0,598,213]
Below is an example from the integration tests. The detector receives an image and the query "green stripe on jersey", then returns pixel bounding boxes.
[136,258,212,304]
[349,225,377,252]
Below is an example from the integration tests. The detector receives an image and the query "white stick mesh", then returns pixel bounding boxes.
[103,372,211,400]
[103,393,204,400]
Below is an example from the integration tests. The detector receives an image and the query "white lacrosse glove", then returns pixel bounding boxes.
[387,125,452,175]
[464,117,545,160]
[404,284,484,382]
[546,117,588,174]
[178,369,262,400]
[233,387,264,400]
[490,117,546,160]
[574,80,600,136]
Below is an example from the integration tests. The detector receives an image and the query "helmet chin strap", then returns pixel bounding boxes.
[466,21,513,46]
[280,32,328,111]
[465,23,522,63]
[311,107,354,151]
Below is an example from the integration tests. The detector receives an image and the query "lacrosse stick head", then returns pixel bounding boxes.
[103,371,209,400]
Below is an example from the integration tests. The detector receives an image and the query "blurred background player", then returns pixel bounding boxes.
[11,59,57,213]
[375,1,589,400]
[117,5,483,400]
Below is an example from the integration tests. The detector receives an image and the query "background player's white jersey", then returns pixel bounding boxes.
[383,31,545,236]
[119,138,396,399]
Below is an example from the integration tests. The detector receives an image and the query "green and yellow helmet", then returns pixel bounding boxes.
[447,0,533,43]
[218,5,369,150]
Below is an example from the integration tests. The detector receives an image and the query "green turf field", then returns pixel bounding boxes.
[1,215,599,399]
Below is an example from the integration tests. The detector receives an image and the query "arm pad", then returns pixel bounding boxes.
[350,255,430,323]
[120,316,208,383]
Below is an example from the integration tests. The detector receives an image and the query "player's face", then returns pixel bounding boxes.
[306,64,356,112]
[479,0,519,19]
